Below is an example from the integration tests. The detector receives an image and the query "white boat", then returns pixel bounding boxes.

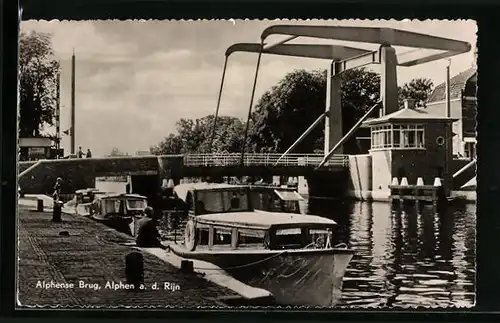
[168,183,355,307]
[90,193,148,236]
[73,188,108,216]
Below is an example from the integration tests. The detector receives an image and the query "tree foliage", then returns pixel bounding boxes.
[247,68,381,154]
[150,115,245,155]
[108,147,129,157]
[19,31,60,137]
[398,78,434,107]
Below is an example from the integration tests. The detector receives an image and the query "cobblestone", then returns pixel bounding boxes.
[17,207,238,308]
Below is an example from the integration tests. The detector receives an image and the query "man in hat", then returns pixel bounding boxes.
[136,206,165,248]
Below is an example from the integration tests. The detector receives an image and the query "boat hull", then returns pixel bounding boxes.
[169,245,354,307]
[92,215,137,236]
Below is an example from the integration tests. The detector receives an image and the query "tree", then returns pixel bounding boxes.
[151,115,246,155]
[150,134,183,155]
[19,31,60,137]
[108,147,129,157]
[247,68,381,154]
[398,78,434,108]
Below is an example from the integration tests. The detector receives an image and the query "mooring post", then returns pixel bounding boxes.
[37,199,44,212]
[125,252,144,291]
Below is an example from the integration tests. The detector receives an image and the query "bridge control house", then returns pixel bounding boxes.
[349,99,456,201]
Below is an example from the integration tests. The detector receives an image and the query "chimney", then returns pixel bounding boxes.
[403,99,416,110]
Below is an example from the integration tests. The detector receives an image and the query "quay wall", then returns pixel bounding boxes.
[346,154,373,201]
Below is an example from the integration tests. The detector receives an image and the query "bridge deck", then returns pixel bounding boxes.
[183,153,348,168]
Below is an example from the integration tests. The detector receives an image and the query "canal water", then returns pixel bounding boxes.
[307,199,476,308]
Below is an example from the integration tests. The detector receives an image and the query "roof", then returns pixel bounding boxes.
[363,107,458,126]
[196,212,337,230]
[427,67,477,103]
[174,183,247,201]
[99,193,147,200]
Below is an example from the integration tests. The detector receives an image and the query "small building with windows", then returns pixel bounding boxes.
[348,100,457,201]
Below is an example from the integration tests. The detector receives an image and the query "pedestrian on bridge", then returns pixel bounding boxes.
[86,149,92,158]
[77,146,84,158]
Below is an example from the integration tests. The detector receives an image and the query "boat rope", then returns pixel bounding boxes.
[193,250,288,271]
[334,243,348,249]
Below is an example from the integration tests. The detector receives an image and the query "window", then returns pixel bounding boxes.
[464,142,476,159]
[196,189,250,214]
[371,124,425,149]
[237,228,265,247]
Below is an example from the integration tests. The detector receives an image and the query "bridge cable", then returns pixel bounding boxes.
[208,56,229,154]
[240,41,264,166]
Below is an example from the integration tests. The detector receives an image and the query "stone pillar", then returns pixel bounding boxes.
[324,61,343,155]
[379,45,399,116]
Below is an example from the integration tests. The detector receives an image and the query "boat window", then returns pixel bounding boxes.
[127,199,147,210]
[271,227,333,249]
[197,228,210,246]
[196,189,250,214]
[186,192,195,213]
[237,228,265,247]
[282,201,300,214]
[213,227,232,245]
[102,199,119,214]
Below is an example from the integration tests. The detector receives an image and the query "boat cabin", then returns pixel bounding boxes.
[91,193,148,218]
[75,188,105,205]
[188,213,336,251]
[174,183,252,217]
[174,183,304,216]
[249,185,303,214]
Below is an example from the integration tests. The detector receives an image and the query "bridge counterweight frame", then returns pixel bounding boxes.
[210,24,472,168]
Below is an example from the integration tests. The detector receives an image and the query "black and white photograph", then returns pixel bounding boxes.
[17,19,477,309]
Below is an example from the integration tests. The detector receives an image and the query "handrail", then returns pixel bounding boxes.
[19,160,42,178]
[453,158,476,178]
[183,153,349,168]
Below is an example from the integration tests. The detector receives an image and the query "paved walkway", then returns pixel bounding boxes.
[17,206,238,308]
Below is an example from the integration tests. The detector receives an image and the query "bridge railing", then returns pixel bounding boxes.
[183,153,349,168]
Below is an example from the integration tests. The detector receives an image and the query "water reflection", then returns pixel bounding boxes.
[305,199,476,308]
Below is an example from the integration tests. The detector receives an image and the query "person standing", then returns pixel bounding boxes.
[53,177,63,202]
[86,148,92,158]
[77,146,84,158]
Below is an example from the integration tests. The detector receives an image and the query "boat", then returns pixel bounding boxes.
[73,188,108,216]
[167,183,355,307]
[90,193,148,236]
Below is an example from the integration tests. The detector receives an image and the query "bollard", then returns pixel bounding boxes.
[400,177,409,186]
[391,177,399,186]
[125,252,144,290]
[180,260,194,274]
[416,177,424,186]
[433,177,442,187]
[52,201,62,222]
[37,199,44,212]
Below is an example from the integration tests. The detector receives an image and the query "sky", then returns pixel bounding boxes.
[20,19,477,157]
